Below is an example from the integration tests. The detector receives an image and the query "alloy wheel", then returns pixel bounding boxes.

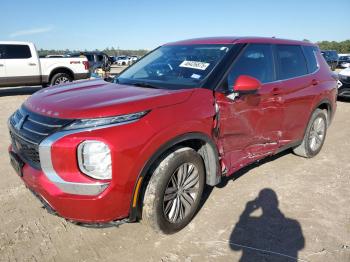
[309,116,326,151]
[163,163,200,223]
[54,76,70,85]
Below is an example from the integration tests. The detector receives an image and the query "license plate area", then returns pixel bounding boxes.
[9,151,25,177]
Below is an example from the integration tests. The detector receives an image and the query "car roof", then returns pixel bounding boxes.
[0,41,32,45]
[164,36,316,46]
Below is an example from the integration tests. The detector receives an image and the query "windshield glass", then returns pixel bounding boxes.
[117,44,232,89]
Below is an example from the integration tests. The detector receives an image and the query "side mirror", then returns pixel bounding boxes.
[233,75,261,94]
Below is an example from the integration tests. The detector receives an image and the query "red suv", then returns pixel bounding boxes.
[8,37,337,234]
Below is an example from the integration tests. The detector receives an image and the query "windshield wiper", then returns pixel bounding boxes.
[131,82,159,89]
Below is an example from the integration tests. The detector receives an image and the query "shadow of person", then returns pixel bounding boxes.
[229,189,305,262]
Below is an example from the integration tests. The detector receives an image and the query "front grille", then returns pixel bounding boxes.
[10,132,40,167]
[9,106,73,169]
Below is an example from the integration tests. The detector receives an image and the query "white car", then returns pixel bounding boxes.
[0,41,90,87]
[45,54,65,58]
[338,68,350,97]
[338,54,350,68]
[130,56,139,63]
[116,56,131,66]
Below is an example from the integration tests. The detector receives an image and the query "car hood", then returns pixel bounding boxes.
[24,79,194,119]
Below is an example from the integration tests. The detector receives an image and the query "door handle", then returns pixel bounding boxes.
[28,63,36,66]
[0,64,4,67]
[311,79,319,86]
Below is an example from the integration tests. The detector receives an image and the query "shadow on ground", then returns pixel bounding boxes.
[229,188,305,261]
[199,150,305,261]
[0,86,41,97]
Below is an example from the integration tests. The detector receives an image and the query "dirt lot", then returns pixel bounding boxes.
[0,86,349,262]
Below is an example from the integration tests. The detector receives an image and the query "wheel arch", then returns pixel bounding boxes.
[314,98,333,126]
[128,132,221,221]
[300,98,333,141]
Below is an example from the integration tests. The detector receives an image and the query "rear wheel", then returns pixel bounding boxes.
[293,109,327,158]
[50,73,72,86]
[142,147,205,234]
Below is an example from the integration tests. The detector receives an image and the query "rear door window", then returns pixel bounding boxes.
[275,45,308,80]
[3,44,32,59]
[227,44,274,88]
[302,46,319,73]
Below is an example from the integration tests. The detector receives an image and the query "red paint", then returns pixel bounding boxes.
[10,37,337,223]
[233,75,262,93]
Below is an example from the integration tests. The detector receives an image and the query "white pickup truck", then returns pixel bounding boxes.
[0,41,90,87]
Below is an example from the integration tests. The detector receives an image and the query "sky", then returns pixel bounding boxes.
[1,0,349,51]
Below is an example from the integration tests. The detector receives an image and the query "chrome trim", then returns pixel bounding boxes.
[38,120,138,196]
[8,120,38,145]
[39,131,109,196]
[27,117,62,128]
[23,126,48,136]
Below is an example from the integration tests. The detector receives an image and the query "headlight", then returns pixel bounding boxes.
[77,141,112,180]
[64,111,149,130]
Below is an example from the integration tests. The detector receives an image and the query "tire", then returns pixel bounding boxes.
[293,109,327,158]
[142,147,205,234]
[50,73,72,86]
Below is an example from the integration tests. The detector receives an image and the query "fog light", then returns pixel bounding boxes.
[77,141,112,180]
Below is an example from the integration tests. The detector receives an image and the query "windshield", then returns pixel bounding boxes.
[117,44,232,89]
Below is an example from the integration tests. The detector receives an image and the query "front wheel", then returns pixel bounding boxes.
[293,109,327,158]
[142,147,205,234]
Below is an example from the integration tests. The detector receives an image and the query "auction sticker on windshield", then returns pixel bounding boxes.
[179,60,210,70]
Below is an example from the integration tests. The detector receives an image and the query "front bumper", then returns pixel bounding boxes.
[9,147,122,223]
[7,117,153,223]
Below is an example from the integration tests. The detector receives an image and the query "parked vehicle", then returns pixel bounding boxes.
[45,54,65,58]
[116,56,131,66]
[321,50,339,70]
[69,51,111,72]
[0,41,90,87]
[338,68,350,97]
[8,37,337,234]
[130,55,139,63]
[338,55,350,68]
[109,56,117,64]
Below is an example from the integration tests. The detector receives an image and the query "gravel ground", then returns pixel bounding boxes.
[0,86,349,262]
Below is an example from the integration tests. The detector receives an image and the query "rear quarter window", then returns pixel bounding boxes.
[275,45,308,80]
[302,46,319,73]
[4,44,32,59]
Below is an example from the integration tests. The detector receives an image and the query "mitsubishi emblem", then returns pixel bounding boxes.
[15,114,27,130]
